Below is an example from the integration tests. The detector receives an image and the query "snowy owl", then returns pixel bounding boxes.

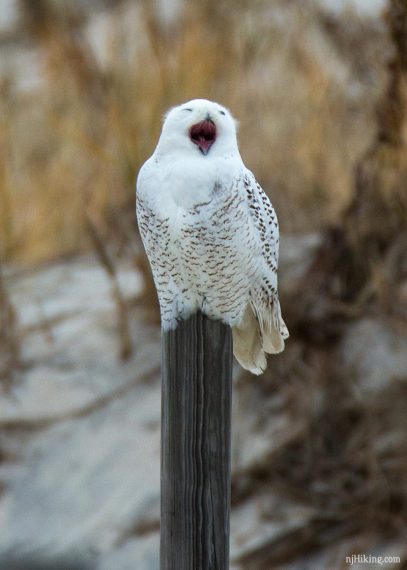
[136,99,289,374]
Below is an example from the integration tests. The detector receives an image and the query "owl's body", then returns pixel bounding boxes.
[137,99,288,374]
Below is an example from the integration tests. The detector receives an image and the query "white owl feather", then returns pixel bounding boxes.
[136,99,289,374]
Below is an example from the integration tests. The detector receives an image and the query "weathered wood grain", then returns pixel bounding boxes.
[161,312,233,570]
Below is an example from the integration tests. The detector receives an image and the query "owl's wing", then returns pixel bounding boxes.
[234,169,289,361]
[243,169,280,272]
[136,195,167,273]
[136,194,180,327]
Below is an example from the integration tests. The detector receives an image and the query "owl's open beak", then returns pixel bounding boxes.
[190,119,216,155]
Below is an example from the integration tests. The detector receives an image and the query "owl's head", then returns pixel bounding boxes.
[156,99,239,159]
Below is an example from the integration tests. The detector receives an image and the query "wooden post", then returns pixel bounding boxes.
[161,311,233,570]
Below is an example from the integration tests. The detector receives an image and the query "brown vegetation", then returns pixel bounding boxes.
[0,263,20,391]
[0,0,387,263]
[231,2,407,566]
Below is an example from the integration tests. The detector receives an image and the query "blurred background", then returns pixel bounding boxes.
[0,0,406,568]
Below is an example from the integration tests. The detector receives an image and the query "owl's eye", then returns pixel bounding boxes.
[219,110,226,116]
[183,108,193,112]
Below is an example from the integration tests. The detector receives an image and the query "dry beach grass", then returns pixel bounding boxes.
[0,0,389,262]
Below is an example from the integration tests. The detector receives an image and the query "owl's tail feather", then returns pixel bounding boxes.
[262,298,289,355]
[232,300,289,375]
[232,304,267,375]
